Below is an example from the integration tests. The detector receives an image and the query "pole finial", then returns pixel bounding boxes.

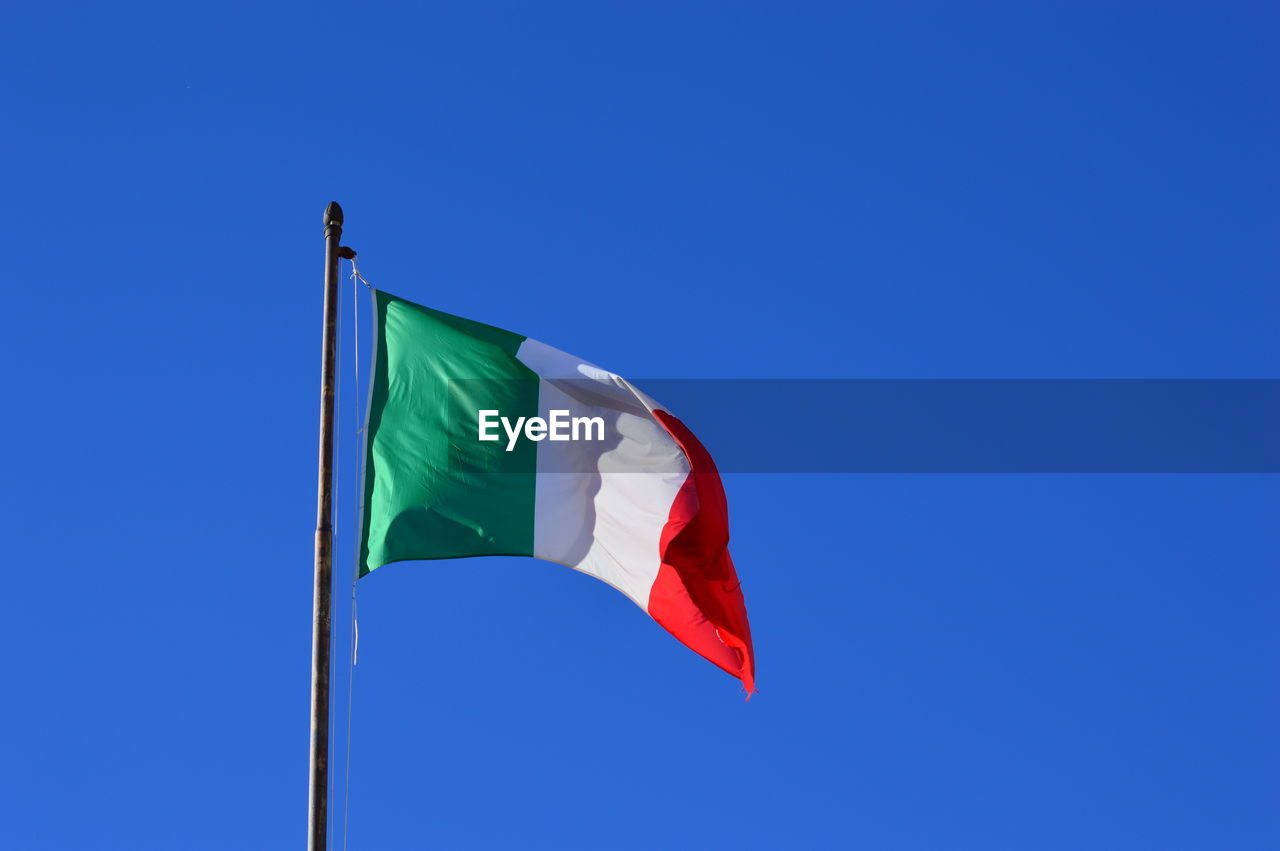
[324,201,344,229]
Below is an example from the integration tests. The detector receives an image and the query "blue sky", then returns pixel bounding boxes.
[2,3,1277,849]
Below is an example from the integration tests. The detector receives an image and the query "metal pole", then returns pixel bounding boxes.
[310,201,354,851]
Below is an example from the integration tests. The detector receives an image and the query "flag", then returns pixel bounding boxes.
[357,289,754,693]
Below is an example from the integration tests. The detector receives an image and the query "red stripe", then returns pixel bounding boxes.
[647,410,755,695]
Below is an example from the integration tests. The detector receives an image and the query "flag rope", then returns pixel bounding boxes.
[340,256,365,851]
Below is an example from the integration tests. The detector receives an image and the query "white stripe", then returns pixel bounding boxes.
[515,338,689,610]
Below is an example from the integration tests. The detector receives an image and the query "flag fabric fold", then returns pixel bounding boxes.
[358,289,754,692]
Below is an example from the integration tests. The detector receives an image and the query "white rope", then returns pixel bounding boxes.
[341,256,365,851]
[350,257,373,291]
[350,260,370,427]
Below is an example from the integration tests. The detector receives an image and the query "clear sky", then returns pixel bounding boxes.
[3,3,1277,849]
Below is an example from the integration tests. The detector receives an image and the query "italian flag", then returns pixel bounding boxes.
[358,290,755,693]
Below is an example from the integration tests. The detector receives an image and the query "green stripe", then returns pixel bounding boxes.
[358,290,539,576]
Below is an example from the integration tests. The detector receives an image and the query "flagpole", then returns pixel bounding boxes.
[310,201,355,851]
